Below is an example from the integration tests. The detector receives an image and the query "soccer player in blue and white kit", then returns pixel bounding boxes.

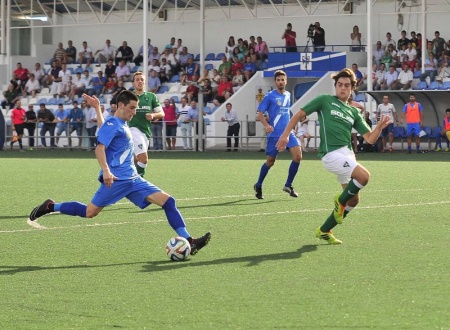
[253,70,302,199]
[29,91,211,255]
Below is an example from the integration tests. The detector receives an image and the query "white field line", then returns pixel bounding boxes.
[1,199,449,234]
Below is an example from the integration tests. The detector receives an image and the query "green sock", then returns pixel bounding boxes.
[320,212,338,232]
[338,179,363,205]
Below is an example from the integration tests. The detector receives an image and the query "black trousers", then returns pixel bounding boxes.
[226,123,240,150]
[24,123,36,147]
[40,124,56,147]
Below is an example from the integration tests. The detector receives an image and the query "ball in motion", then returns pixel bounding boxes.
[166,236,191,261]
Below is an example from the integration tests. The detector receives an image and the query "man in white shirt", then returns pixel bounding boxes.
[94,39,116,64]
[376,95,400,152]
[395,63,413,90]
[382,65,399,90]
[78,41,93,69]
[115,60,131,82]
[23,73,41,97]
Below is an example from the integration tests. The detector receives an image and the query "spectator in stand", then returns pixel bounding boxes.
[67,100,84,149]
[420,51,438,85]
[312,22,326,52]
[185,57,199,81]
[381,65,398,90]
[104,59,116,79]
[13,62,29,92]
[55,103,69,146]
[382,44,398,68]
[159,48,171,64]
[165,37,176,50]
[163,98,178,150]
[231,55,244,76]
[373,41,384,66]
[374,63,386,90]
[133,38,153,66]
[25,104,38,150]
[356,63,378,92]
[148,47,160,65]
[221,102,240,152]
[32,62,46,88]
[282,23,297,52]
[410,31,418,48]
[115,60,131,82]
[225,36,236,60]
[150,111,164,151]
[243,55,257,82]
[255,36,269,61]
[415,33,424,61]
[200,78,213,107]
[78,70,93,97]
[9,100,27,151]
[177,97,193,150]
[148,58,161,73]
[159,58,172,83]
[248,36,257,49]
[147,69,161,94]
[432,31,446,60]
[397,30,409,51]
[110,79,126,100]
[85,104,98,150]
[54,42,66,63]
[384,32,396,51]
[167,47,180,73]
[78,41,93,69]
[404,42,417,70]
[425,41,435,61]
[350,25,362,52]
[211,69,221,94]
[213,76,233,106]
[232,46,244,62]
[436,61,450,83]
[23,73,41,98]
[68,72,83,100]
[2,83,20,110]
[397,43,408,68]
[183,80,199,103]
[178,47,192,72]
[94,39,116,65]
[58,63,72,101]
[115,41,134,66]
[37,103,57,148]
[395,63,413,90]
[176,39,183,53]
[232,68,244,93]
[351,63,364,88]
[218,55,231,77]
[90,71,107,97]
[103,76,117,95]
[65,40,77,64]
[48,60,62,99]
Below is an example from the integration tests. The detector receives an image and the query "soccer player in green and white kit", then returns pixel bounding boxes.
[130,71,164,177]
[276,68,390,244]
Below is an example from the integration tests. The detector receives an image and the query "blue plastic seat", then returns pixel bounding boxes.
[215,53,225,60]
[37,98,47,105]
[131,66,140,73]
[205,64,214,71]
[170,95,179,103]
[259,62,268,70]
[47,98,58,105]
[422,126,432,137]
[439,81,450,90]
[169,75,180,83]
[413,70,422,78]
[205,53,215,61]
[431,126,443,138]
[412,81,427,90]
[427,81,440,90]
[194,54,200,61]
[74,67,84,74]
[157,86,169,94]
[353,93,365,102]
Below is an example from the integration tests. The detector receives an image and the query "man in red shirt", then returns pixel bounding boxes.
[13,63,29,93]
[10,100,27,151]
[213,76,233,106]
[282,23,297,52]
[162,98,178,150]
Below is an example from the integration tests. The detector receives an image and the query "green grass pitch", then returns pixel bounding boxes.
[0,150,449,329]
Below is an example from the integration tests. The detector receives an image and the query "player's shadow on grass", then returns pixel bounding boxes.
[141,244,319,272]
[0,245,319,276]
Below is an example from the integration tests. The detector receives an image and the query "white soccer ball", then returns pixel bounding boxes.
[166,236,191,261]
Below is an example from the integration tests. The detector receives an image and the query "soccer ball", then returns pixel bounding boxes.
[166,236,191,261]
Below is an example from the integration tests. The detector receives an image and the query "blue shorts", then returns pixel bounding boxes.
[381,123,394,137]
[406,123,420,137]
[91,176,161,208]
[266,133,300,157]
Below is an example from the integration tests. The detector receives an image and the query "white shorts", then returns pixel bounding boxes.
[296,129,307,138]
[50,82,61,95]
[351,128,357,134]
[130,127,149,156]
[321,146,359,184]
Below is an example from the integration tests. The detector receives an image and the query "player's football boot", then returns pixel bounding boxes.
[29,199,55,221]
[283,186,298,198]
[190,231,211,255]
[254,184,263,199]
[333,194,345,224]
[315,227,342,245]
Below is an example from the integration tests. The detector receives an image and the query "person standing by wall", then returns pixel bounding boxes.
[282,23,297,52]
[221,103,240,152]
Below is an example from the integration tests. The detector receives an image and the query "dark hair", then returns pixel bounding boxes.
[117,90,138,106]
[446,108,450,112]
[331,68,357,89]
[39,103,46,106]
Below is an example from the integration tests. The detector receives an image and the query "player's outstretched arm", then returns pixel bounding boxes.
[363,115,390,144]
[82,93,104,127]
[95,143,117,188]
[276,109,306,151]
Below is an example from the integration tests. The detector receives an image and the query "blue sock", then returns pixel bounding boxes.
[256,163,270,187]
[285,161,300,187]
[162,197,189,238]
[57,202,87,217]
[416,145,420,151]
[408,146,412,151]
